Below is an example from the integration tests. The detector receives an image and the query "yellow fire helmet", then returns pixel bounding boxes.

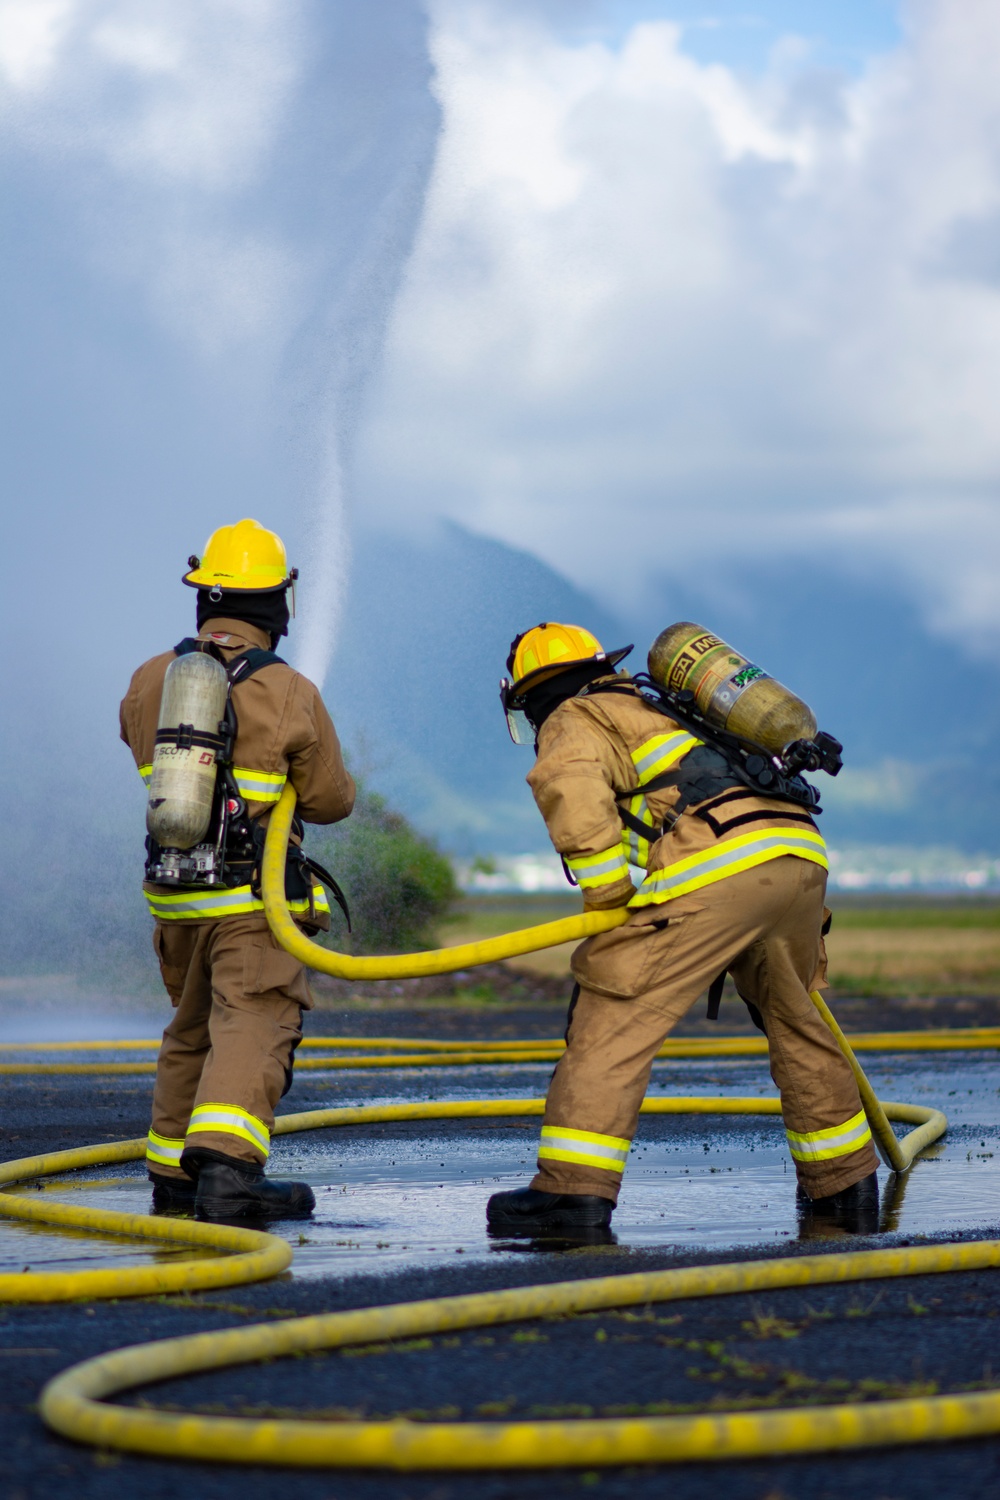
[183,519,297,594]
[500,622,632,744]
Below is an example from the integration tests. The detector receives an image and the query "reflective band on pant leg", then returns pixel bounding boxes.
[537,1125,631,1174]
[146,1130,185,1169]
[185,1104,270,1158]
[786,1109,873,1163]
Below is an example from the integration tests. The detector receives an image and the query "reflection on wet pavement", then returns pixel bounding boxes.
[2,1054,999,1277]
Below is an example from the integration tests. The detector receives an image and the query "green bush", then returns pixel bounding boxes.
[304,784,458,953]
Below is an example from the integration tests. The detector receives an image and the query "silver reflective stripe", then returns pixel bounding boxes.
[232,768,286,802]
[146,1131,184,1164]
[538,1125,631,1173]
[565,845,630,890]
[630,731,701,783]
[787,1110,872,1161]
[621,793,655,870]
[145,885,263,919]
[632,829,828,906]
[186,1105,270,1155]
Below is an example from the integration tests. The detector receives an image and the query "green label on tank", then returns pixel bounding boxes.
[708,661,771,718]
[731,664,766,690]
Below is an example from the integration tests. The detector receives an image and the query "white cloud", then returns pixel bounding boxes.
[359,0,1000,644]
[0,0,73,91]
[3,0,304,356]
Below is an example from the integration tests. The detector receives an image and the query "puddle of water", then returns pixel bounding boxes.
[3,1056,999,1278]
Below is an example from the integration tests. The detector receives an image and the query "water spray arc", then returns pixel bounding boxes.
[285,3,443,688]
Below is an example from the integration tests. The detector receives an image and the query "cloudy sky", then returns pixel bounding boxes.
[362,0,1000,646]
[3,0,1000,687]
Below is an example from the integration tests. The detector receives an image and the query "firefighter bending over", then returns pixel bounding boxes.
[487,623,878,1237]
[120,519,355,1222]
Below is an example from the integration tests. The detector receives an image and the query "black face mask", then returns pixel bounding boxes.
[521,662,625,735]
[196,587,290,648]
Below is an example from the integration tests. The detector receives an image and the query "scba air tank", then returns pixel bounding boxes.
[648,622,817,755]
[146,653,229,850]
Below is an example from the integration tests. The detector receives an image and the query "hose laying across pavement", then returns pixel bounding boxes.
[2,780,981,1464]
[3,1026,999,1077]
[37,1182,1000,1468]
[4,1096,970,1465]
[0,1096,944,1306]
[5,1027,1000,1056]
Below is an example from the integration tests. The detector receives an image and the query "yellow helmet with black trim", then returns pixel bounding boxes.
[500,622,632,744]
[183,519,295,594]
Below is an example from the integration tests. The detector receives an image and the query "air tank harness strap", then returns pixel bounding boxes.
[173,638,288,675]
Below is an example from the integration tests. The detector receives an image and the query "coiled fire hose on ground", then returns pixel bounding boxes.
[0,781,994,1467]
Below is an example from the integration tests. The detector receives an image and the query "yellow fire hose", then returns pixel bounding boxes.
[4,1095,982,1469]
[3,1026,1000,1078]
[0,779,985,1465]
[38,1234,1000,1468]
[262,783,631,977]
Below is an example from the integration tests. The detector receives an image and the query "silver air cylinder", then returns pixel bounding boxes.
[146,653,228,850]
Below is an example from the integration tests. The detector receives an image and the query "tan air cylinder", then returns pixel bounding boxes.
[648,622,817,755]
[146,653,228,850]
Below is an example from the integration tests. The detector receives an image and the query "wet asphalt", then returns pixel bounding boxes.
[2,1003,1000,1500]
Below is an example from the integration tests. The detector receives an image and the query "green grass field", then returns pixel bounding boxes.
[439,894,1000,997]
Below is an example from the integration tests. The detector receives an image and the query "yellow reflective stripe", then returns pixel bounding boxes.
[138,764,153,785]
[145,1130,184,1167]
[147,882,329,920]
[565,845,631,890]
[630,731,701,784]
[630,828,828,907]
[787,1110,872,1163]
[304,883,331,915]
[145,885,263,920]
[186,1103,270,1157]
[538,1124,631,1174]
[232,767,287,804]
[620,792,655,871]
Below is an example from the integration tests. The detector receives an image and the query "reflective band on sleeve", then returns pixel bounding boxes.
[786,1109,872,1163]
[630,827,828,907]
[537,1124,631,1175]
[138,764,152,786]
[630,731,702,784]
[145,1130,185,1168]
[564,845,631,890]
[186,1103,270,1157]
[232,767,287,804]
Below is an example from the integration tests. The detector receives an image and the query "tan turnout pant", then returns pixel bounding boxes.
[532,856,878,1204]
[147,914,311,1177]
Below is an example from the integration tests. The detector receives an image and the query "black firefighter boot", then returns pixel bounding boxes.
[486,1186,613,1236]
[181,1148,315,1222]
[797,1171,880,1235]
[148,1171,197,1215]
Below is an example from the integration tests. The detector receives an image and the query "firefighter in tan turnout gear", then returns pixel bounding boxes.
[487,623,878,1237]
[120,519,355,1221]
